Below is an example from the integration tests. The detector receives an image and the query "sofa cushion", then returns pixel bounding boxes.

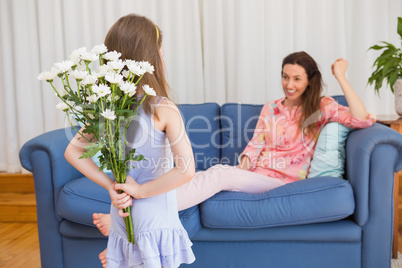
[178,205,202,238]
[200,177,354,228]
[178,103,221,171]
[220,103,263,166]
[58,176,202,238]
[307,122,352,178]
[57,177,111,226]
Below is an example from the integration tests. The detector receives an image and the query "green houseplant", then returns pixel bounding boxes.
[368,17,402,95]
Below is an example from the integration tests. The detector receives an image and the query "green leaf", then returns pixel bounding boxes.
[382,57,399,75]
[116,109,137,117]
[125,148,136,162]
[389,71,399,90]
[398,17,402,38]
[79,143,103,159]
[133,155,145,161]
[368,44,386,51]
[381,41,397,50]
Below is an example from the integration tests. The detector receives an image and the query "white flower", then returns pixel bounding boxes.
[91,44,108,55]
[56,88,68,97]
[107,60,125,72]
[54,60,74,73]
[74,105,83,113]
[70,70,88,80]
[101,109,116,120]
[143,85,156,96]
[86,94,100,103]
[120,82,137,97]
[56,102,69,112]
[95,65,113,78]
[87,113,95,120]
[37,69,58,81]
[93,71,105,79]
[80,75,97,86]
[74,63,87,71]
[139,61,154,74]
[103,51,121,62]
[107,95,120,102]
[105,73,123,84]
[122,70,130,79]
[81,52,98,63]
[92,84,111,97]
[69,47,86,65]
[50,67,62,76]
[127,61,146,76]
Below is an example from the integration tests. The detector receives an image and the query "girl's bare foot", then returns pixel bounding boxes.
[93,213,111,236]
[99,248,107,268]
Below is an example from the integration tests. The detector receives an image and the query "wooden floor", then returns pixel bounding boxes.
[0,223,40,268]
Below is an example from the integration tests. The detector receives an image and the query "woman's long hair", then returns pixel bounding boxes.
[281,51,323,138]
[104,13,169,117]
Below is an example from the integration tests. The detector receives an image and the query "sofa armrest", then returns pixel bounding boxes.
[19,127,82,200]
[19,126,81,268]
[346,123,402,267]
[346,123,402,226]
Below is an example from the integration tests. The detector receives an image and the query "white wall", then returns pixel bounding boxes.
[1,0,401,172]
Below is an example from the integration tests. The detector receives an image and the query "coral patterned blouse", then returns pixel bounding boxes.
[240,96,376,183]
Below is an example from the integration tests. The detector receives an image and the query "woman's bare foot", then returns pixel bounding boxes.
[99,248,107,268]
[93,213,111,236]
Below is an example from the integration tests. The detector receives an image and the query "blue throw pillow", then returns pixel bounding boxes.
[307,122,352,178]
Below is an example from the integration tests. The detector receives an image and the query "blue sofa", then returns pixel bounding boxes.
[19,96,402,268]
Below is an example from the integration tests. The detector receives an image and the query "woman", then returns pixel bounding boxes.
[94,51,375,266]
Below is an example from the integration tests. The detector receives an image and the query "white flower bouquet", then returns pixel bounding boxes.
[38,44,156,244]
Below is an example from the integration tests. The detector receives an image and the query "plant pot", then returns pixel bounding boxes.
[395,79,402,116]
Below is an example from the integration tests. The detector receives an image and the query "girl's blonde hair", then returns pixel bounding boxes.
[104,14,169,117]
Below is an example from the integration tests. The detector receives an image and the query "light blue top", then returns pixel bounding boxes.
[106,97,195,268]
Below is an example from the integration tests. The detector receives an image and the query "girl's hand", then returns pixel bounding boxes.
[108,186,132,211]
[331,58,348,79]
[114,175,141,199]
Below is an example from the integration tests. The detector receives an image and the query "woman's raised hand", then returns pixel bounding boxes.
[331,58,348,79]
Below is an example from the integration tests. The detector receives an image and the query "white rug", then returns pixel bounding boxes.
[392,253,402,268]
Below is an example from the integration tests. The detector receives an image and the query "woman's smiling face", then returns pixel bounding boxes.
[281,64,309,106]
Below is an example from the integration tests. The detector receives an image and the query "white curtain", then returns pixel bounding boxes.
[1,0,401,173]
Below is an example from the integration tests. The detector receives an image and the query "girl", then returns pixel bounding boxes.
[94,51,375,265]
[65,14,196,268]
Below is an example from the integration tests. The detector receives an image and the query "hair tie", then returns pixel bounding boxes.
[155,25,159,42]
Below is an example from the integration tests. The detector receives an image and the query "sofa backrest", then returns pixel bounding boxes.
[220,103,263,166]
[178,103,221,171]
[332,95,348,107]
[178,95,348,169]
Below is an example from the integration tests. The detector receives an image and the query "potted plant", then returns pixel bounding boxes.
[368,17,402,115]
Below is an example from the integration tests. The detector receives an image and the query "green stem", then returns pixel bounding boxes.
[85,61,91,74]
[99,55,103,66]
[120,94,128,110]
[59,74,74,96]
[64,73,74,97]
[50,81,62,99]
[50,81,83,116]
[125,207,134,243]
[124,95,147,135]
[66,112,91,143]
